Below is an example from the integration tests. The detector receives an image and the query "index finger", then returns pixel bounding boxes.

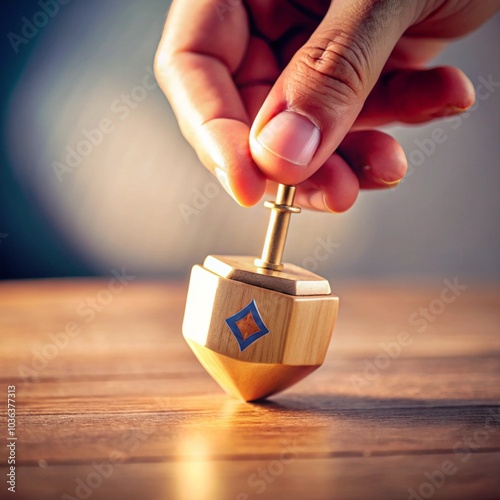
[154,0,266,206]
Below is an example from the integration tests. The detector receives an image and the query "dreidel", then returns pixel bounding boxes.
[182,184,339,401]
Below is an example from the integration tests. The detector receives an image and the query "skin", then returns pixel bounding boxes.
[155,0,500,212]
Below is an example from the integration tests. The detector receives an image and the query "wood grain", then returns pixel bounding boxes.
[0,278,499,500]
[183,265,338,364]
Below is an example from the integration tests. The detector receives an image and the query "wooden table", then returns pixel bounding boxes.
[0,278,499,500]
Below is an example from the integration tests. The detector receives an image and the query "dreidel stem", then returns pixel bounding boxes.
[255,184,301,272]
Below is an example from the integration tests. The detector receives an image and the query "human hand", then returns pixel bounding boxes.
[155,0,499,211]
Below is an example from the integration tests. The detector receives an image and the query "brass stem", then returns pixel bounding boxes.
[255,184,301,272]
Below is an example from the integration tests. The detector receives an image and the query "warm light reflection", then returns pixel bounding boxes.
[174,433,218,500]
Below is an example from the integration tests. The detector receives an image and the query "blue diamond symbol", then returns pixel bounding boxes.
[225,299,270,351]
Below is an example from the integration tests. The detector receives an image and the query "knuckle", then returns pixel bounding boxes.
[298,30,370,102]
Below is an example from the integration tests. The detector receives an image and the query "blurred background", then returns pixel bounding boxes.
[1,1,499,283]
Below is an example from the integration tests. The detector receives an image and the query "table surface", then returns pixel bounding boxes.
[0,278,499,500]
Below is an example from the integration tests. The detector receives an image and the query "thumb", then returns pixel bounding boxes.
[249,0,420,184]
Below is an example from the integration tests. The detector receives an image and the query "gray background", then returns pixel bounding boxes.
[4,1,500,281]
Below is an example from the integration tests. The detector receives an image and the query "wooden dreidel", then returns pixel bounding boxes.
[182,184,339,401]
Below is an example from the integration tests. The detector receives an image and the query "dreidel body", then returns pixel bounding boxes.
[182,185,339,401]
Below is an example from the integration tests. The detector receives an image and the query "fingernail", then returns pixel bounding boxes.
[214,168,240,204]
[363,165,401,186]
[256,111,321,166]
[309,191,336,213]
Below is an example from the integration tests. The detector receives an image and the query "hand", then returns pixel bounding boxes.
[155,0,499,211]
